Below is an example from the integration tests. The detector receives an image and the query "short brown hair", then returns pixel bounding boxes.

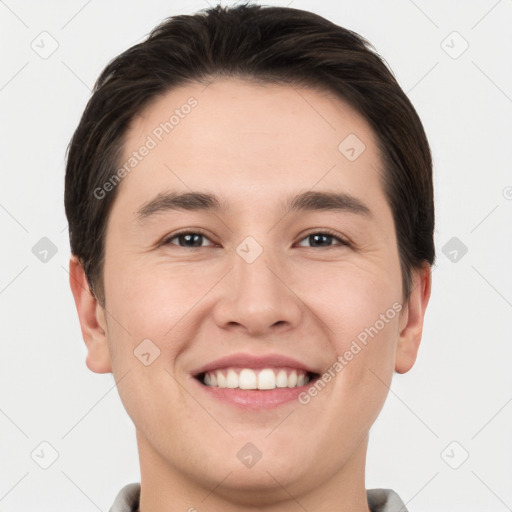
[65,2,435,306]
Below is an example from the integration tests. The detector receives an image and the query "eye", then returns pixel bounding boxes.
[161,229,350,249]
[296,230,350,248]
[162,231,215,248]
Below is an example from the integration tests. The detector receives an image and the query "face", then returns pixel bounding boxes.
[71,79,430,503]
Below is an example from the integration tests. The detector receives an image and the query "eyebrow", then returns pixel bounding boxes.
[135,189,372,223]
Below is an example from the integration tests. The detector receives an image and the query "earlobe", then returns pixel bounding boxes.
[69,256,112,374]
[395,262,432,374]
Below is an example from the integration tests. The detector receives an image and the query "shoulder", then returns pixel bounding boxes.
[367,488,408,512]
[109,483,141,512]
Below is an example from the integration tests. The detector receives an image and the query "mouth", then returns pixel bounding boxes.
[191,353,321,409]
[195,367,319,390]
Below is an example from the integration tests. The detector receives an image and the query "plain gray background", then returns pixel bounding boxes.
[1,0,511,510]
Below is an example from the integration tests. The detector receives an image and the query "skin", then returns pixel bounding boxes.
[70,79,431,512]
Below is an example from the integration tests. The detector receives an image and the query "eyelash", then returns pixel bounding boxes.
[161,229,351,249]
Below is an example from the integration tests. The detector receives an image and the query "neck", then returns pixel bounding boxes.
[136,430,371,512]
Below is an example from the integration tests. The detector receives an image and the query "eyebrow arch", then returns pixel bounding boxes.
[286,190,371,216]
[135,189,371,223]
[136,191,227,222]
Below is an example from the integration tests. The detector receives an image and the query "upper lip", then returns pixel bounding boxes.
[192,353,319,376]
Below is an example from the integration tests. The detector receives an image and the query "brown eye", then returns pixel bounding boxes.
[296,231,349,248]
[163,231,214,248]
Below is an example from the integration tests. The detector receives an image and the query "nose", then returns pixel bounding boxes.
[212,245,303,337]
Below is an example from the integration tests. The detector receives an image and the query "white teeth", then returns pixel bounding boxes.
[226,369,238,388]
[239,369,257,389]
[276,369,288,388]
[202,368,310,390]
[217,371,226,388]
[257,369,275,390]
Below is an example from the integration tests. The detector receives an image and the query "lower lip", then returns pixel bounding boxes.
[194,379,313,410]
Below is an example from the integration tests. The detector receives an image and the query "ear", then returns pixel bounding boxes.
[395,262,432,374]
[69,255,112,374]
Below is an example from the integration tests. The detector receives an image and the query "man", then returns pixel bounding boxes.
[65,3,434,511]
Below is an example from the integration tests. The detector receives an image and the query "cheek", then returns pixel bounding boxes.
[300,259,401,393]
[104,257,211,339]
[297,256,402,341]
[102,266,195,437]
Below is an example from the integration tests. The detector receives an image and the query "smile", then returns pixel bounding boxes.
[191,353,321,409]
[200,367,313,389]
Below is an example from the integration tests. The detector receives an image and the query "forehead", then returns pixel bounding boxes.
[114,78,385,215]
